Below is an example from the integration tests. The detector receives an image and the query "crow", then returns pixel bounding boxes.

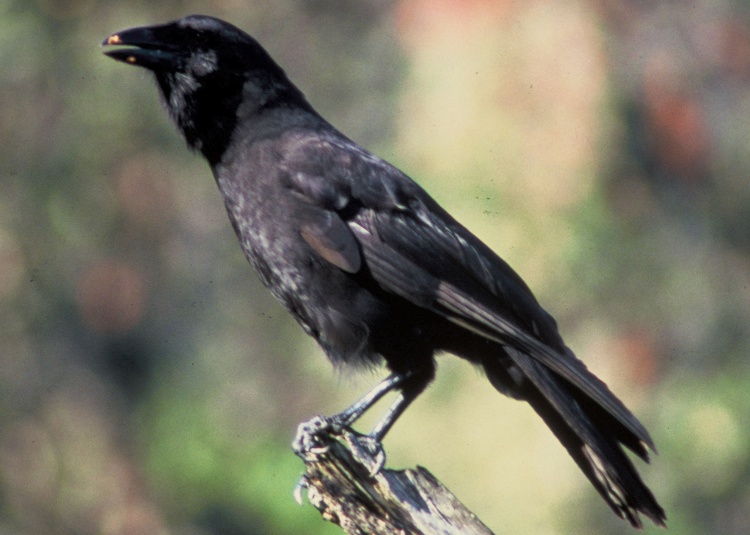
[103,15,665,527]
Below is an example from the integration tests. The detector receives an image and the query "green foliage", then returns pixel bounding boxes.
[142,380,339,534]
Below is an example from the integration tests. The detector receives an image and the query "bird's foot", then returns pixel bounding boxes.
[292,415,387,476]
[292,415,333,462]
[340,428,386,476]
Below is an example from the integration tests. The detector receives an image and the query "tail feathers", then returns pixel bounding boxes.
[498,348,666,528]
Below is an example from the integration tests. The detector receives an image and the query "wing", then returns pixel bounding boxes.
[281,133,655,454]
[352,206,653,453]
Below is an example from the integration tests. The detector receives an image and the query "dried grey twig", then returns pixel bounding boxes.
[293,420,495,535]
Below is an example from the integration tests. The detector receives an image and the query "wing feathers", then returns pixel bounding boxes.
[434,280,655,453]
[351,217,655,454]
[286,140,656,457]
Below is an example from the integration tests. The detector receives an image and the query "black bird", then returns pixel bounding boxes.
[103,15,665,528]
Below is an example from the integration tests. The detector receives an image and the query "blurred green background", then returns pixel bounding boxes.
[2,0,750,533]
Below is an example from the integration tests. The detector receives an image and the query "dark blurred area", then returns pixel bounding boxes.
[1,0,748,533]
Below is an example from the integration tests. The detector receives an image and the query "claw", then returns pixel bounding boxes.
[293,475,308,505]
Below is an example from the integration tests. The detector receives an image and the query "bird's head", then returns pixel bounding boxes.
[103,15,311,164]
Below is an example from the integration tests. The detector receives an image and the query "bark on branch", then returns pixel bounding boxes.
[294,425,495,535]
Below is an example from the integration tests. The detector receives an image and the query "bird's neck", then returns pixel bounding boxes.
[158,70,316,167]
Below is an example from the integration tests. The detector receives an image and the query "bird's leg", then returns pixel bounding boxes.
[330,371,413,430]
[343,387,423,475]
[292,372,411,461]
[369,388,420,441]
[293,369,433,478]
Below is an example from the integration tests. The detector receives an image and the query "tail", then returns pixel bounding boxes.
[484,347,666,528]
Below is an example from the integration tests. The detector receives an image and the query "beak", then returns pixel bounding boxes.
[102,25,180,70]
